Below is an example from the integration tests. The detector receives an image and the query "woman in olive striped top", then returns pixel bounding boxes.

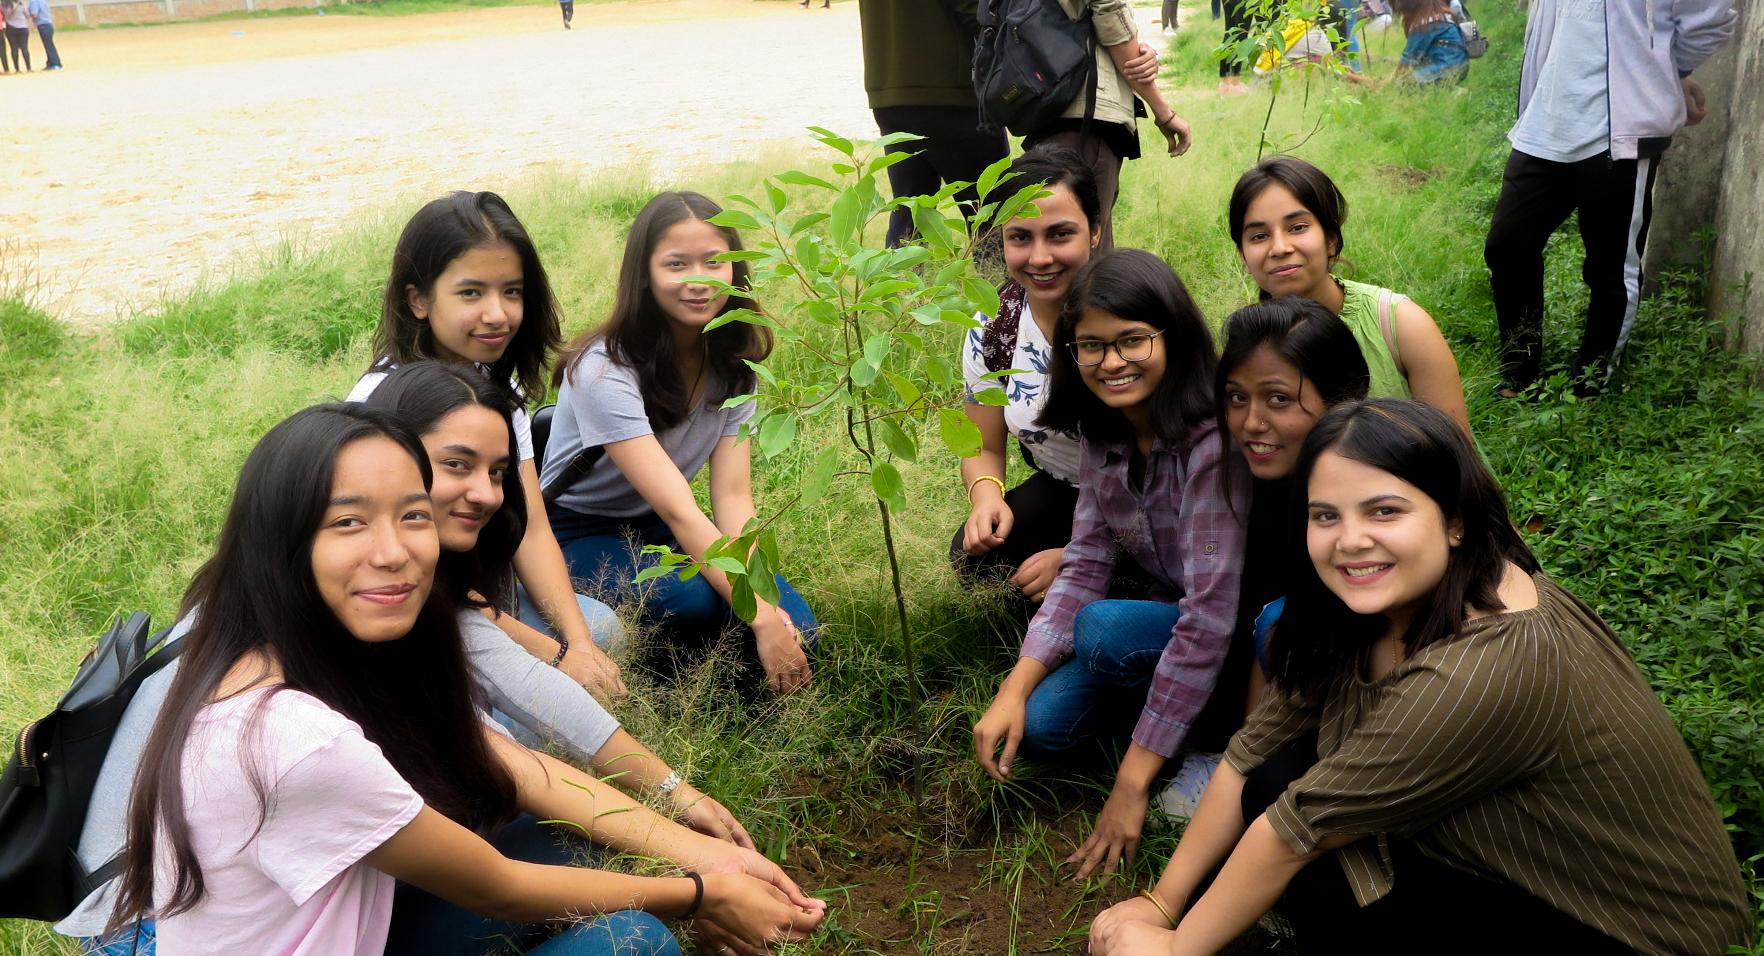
[1091,400,1750,955]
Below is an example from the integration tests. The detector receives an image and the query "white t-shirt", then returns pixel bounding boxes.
[153,688,423,956]
[961,304,1083,486]
[347,366,535,463]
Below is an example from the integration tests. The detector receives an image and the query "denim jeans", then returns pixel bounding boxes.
[384,815,681,956]
[550,508,819,679]
[516,584,627,653]
[1020,600,1182,763]
[80,922,154,956]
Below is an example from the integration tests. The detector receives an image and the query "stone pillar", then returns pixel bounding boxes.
[1642,42,1736,283]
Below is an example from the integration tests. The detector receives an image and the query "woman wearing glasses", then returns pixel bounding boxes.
[974,250,1251,882]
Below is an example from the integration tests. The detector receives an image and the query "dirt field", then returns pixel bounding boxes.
[0,0,876,326]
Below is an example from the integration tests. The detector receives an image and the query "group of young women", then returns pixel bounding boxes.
[58,141,1748,954]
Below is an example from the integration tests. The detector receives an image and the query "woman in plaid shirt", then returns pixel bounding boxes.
[973,249,1250,880]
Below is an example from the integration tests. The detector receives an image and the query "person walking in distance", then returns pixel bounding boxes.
[26,0,57,68]
[558,0,572,30]
[1483,0,1735,397]
[858,0,1004,247]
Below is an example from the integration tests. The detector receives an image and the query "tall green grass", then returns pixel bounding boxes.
[5,1,1761,950]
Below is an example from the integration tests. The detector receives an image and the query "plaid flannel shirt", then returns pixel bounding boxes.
[1020,422,1250,757]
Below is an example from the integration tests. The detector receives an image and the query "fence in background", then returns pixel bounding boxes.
[50,0,337,27]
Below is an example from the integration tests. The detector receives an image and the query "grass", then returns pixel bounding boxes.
[5,0,1762,951]
[60,0,615,31]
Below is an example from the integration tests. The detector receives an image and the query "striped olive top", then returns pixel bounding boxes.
[1225,573,1750,955]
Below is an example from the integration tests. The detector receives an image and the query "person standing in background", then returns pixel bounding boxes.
[858,0,1006,247]
[1483,0,1735,397]
[1161,0,1178,34]
[27,0,57,68]
[558,0,572,30]
[1,0,30,74]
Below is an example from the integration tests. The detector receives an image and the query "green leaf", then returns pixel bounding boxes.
[888,245,932,273]
[804,299,842,326]
[747,546,781,606]
[707,209,761,231]
[757,412,797,459]
[831,162,858,175]
[633,565,674,583]
[927,356,959,387]
[875,131,925,149]
[975,155,1014,200]
[778,170,838,191]
[765,181,789,214]
[863,332,890,371]
[962,277,1002,319]
[851,358,880,389]
[860,278,916,303]
[788,212,830,236]
[911,204,957,257]
[939,407,984,458]
[801,445,840,505]
[879,418,917,462]
[721,393,759,410]
[795,235,822,274]
[743,359,778,386]
[707,556,747,575]
[712,249,769,263]
[728,576,758,623]
[867,150,916,178]
[870,461,904,501]
[806,126,856,157]
[678,562,703,582]
[829,187,864,247]
[942,308,980,328]
[973,388,1010,407]
[704,307,779,333]
[883,370,922,406]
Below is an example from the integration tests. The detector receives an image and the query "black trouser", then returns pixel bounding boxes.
[33,22,54,67]
[558,0,571,24]
[1161,0,1178,29]
[1219,0,1247,76]
[3,27,27,71]
[1484,148,1662,390]
[1241,737,1634,954]
[872,105,1009,248]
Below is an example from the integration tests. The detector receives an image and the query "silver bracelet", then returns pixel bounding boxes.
[657,771,683,796]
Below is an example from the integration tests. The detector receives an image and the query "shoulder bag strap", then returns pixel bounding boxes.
[541,446,606,503]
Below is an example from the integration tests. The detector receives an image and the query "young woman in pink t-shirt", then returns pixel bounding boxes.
[108,404,825,955]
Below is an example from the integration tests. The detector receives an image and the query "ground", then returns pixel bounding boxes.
[1,0,880,327]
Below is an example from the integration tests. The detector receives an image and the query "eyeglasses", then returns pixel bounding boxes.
[1067,329,1165,366]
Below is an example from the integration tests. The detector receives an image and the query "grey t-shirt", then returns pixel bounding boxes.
[1509,0,1611,163]
[543,341,756,519]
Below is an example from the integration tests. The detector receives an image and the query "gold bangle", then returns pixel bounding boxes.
[1139,889,1176,928]
[967,474,1006,501]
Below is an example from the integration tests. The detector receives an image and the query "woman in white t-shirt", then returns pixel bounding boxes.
[107,403,825,955]
[954,146,1098,616]
[544,191,817,695]
[353,190,629,704]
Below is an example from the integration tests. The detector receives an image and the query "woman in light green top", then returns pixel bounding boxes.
[1226,156,1472,435]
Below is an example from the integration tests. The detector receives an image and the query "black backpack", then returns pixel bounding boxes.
[973,0,1097,137]
[0,612,183,921]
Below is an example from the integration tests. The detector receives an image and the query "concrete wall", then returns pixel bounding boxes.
[1708,0,1764,360]
[53,0,321,26]
[1649,0,1764,369]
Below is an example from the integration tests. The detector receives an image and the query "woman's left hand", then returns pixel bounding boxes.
[1157,112,1193,157]
[1010,547,1065,603]
[755,608,812,695]
[684,840,828,916]
[1068,781,1150,880]
[1091,916,1178,956]
[675,785,756,850]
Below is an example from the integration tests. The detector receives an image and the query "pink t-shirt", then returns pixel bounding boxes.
[154,688,424,956]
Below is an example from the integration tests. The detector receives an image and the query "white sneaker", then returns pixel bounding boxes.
[1157,751,1222,820]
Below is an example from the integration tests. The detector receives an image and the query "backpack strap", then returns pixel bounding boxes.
[541,446,605,503]
[1376,287,1407,377]
[82,636,188,893]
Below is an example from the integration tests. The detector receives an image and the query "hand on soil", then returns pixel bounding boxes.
[962,498,1013,555]
[1090,916,1179,955]
[1009,547,1064,601]
[1068,784,1149,880]
[756,609,812,694]
[560,644,627,702]
[974,693,1028,781]
[1091,894,1179,953]
[698,872,825,952]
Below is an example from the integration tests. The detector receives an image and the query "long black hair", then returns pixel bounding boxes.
[373,191,562,402]
[1007,144,1101,232]
[113,404,518,928]
[1037,248,1218,447]
[1269,400,1538,703]
[556,190,771,432]
[364,361,527,610]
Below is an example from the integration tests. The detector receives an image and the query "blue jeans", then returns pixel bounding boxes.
[80,922,154,955]
[1331,0,1361,71]
[516,584,626,653]
[384,815,680,956]
[1021,600,1182,763]
[550,508,819,678]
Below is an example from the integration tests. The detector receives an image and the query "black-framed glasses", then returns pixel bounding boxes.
[1067,329,1165,366]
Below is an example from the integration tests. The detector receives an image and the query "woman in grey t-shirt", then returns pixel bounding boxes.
[544,191,818,695]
